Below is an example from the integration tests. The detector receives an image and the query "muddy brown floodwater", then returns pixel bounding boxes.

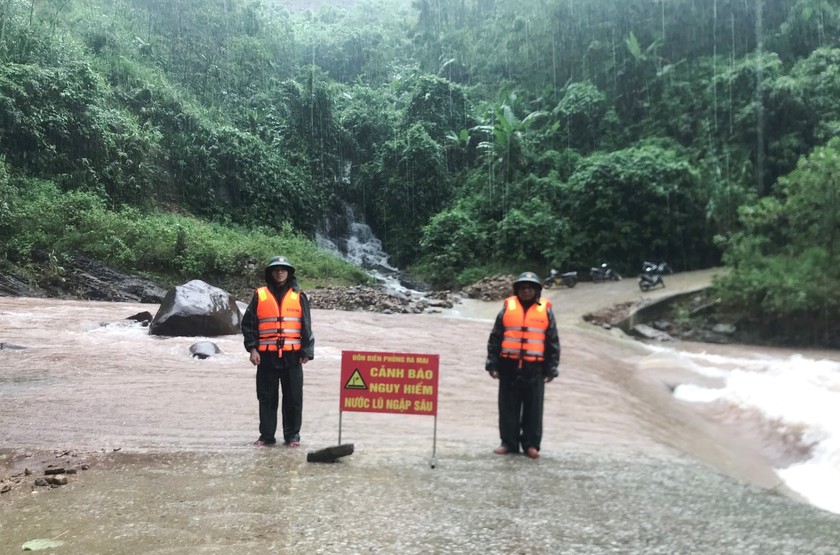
[2,269,840,554]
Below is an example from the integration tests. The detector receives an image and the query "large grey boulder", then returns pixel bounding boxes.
[149,280,242,337]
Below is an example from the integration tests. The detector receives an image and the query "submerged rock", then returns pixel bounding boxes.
[190,341,222,359]
[632,323,674,341]
[0,342,26,350]
[126,311,154,326]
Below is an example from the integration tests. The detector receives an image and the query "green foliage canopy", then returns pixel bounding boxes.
[562,144,711,272]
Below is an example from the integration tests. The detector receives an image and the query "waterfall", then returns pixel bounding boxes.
[317,201,429,293]
[318,159,429,293]
[316,202,396,274]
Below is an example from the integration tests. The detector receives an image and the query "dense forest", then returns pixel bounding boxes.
[0,0,839,344]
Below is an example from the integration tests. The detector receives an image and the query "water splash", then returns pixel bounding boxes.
[655,344,840,514]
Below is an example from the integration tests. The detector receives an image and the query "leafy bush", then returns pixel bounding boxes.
[418,204,487,286]
[0,61,161,205]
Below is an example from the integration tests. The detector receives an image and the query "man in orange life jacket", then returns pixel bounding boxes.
[485,271,560,459]
[242,256,314,447]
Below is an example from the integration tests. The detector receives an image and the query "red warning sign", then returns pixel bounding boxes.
[340,351,439,416]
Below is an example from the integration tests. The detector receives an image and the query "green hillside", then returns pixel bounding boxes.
[1,0,839,343]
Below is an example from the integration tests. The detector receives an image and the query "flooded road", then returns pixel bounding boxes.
[2,271,840,554]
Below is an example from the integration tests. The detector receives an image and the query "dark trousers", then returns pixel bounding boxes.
[497,366,545,452]
[255,352,304,444]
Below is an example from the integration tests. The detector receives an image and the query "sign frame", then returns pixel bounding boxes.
[338,350,440,467]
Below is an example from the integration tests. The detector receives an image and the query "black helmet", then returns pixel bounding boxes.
[266,255,295,271]
[264,255,295,281]
[513,271,542,290]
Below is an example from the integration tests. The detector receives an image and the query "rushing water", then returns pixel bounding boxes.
[316,201,396,274]
[651,343,840,514]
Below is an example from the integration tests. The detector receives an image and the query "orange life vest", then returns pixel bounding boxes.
[255,287,303,352]
[500,296,550,362]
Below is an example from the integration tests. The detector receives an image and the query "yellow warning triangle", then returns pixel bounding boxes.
[344,369,367,390]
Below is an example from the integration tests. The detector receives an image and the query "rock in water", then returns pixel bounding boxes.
[306,444,355,463]
[0,342,26,350]
[126,311,154,326]
[149,280,242,337]
[190,341,221,359]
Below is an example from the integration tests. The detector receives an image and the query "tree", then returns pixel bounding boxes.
[715,138,840,346]
[362,123,450,266]
[0,61,161,207]
[772,0,840,60]
[402,74,474,147]
[561,143,711,272]
[474,92,546,205]
[418,203,487,286]
[552,80,608,152]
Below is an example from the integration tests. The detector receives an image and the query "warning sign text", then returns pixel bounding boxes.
[340,351,439,416]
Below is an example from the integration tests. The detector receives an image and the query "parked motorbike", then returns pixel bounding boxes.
[638,261,672,291]
[590,262,622,282]
[543,268,578,289]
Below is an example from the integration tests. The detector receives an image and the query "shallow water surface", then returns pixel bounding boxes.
[2,282,840,553]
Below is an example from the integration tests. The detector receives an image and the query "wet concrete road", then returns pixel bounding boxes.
[3,447,839,554]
